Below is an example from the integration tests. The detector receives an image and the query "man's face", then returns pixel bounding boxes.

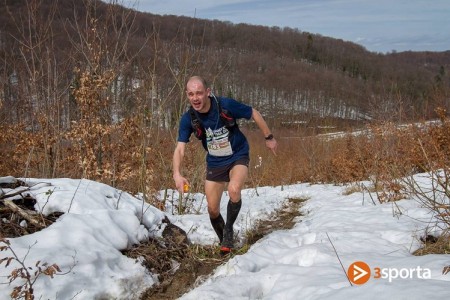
[186,80,210,113]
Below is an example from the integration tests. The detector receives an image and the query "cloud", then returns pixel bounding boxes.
[122,0,450,52]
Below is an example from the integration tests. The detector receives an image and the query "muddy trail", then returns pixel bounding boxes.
[132,197,307,300]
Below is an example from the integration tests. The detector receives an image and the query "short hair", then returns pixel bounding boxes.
[187,76,208,89]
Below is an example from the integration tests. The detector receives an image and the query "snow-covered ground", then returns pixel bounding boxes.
[0,174,449,299]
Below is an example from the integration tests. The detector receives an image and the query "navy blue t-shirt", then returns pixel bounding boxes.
[177,96,253,168]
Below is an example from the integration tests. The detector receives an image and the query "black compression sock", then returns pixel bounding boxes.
[226,199,242,230]
[210,214,225,243]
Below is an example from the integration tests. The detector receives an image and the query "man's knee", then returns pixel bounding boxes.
[227,183,242,202]
[208,206,220,218]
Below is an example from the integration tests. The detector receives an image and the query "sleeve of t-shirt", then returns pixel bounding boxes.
[177,112,193,143]
[222,98,253,120]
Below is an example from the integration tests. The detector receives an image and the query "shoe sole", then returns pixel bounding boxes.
[220,246,232,256]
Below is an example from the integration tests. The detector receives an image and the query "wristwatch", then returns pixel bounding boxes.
[265,134,274,141]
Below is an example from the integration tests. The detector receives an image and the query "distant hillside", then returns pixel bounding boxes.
[1,0,449,130]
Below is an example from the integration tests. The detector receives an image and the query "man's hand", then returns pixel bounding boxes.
[173,174,189,193]
[266,138,278,156]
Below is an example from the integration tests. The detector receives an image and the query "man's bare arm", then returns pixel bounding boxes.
[251,108,278,155]
[173,142,189,191]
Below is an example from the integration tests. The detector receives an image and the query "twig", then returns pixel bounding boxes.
[361,183,377,205]
[443,265,450,275]
[0,187,31,200]
[326,232,352,286]
[40,187,56,215]
[68,179,83,213]
[23,145,35,180]
[115,190,123,210]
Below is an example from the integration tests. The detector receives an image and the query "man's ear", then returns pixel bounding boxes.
[206,88,211,97]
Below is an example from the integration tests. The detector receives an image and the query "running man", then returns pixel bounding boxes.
[173,76,277,254]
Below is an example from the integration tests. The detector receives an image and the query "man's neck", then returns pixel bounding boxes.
[199,96,211,113]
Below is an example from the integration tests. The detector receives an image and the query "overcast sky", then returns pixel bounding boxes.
[122,0,450,53]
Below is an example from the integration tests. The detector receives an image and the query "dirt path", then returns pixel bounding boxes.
[137,197,307,300]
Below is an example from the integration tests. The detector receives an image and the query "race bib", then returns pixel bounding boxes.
[206,127,233,157]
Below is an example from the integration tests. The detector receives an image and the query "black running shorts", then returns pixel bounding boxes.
[206,157,250,182]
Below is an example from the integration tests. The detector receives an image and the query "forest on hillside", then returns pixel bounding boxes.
[0,0,449,193]
[1,0,449,127]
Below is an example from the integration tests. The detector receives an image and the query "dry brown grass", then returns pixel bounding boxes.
[414,235,450,256]
[2,107,450,208]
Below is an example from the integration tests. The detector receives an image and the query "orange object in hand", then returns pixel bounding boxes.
[183,184,189,193]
